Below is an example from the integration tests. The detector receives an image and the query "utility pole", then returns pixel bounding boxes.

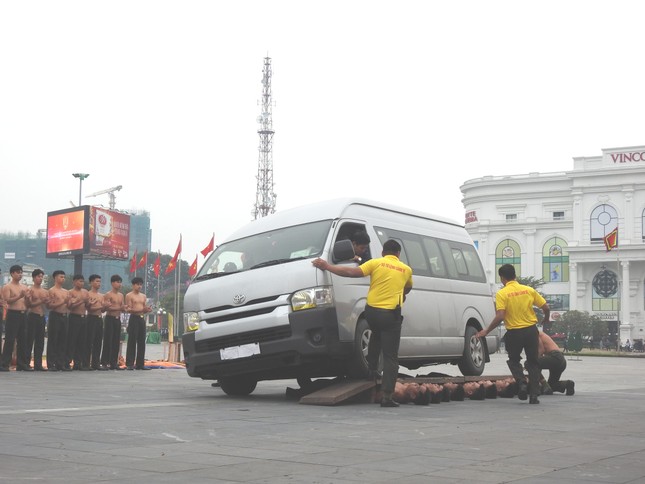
[252,56,277,219]
[72,173,89,276]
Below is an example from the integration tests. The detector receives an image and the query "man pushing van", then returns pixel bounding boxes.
[312,239,413,408]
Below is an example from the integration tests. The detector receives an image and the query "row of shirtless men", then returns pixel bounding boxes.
[374,377,574,405]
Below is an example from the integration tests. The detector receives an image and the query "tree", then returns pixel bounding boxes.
[552,310,607,342]
[517,276,547,323]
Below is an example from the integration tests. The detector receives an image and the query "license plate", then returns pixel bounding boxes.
[220,343,260,360]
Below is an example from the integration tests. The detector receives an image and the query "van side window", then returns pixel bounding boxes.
[422,238,447,277]
[461,244,486,281]
[373,227,429,276]
[438,240,459,278]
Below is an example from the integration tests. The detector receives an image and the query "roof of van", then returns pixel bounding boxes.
[225,198,463,242]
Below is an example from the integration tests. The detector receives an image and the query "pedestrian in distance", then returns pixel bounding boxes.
[476,264,550,404]
[312,239,413,407]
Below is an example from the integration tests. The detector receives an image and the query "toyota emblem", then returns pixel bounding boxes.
[233,294,246,305]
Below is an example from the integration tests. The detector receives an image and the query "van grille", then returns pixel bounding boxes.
[204,306,277,324]
[195,326,292,353]
[204,295,280,314]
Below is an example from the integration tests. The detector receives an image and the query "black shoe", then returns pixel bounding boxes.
[517,382,528,401]
[565,380,575,396]
[135,366,151,370]
[34,367,48,372]
[529,396,540,404]
[380,398,400,408]
[48,366,60,372]
[113,366,125,371]
[97,366,109,371]
[17,366,34,371]
[79,366,92,371]
[61,367,73,372]
[126,366,134,370]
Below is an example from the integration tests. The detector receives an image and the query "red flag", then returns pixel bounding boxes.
[604,228,618,251]
[137,250,148,269]
[201,234,215,258]
[129,250,137,273]
[153,253,161,277]
[188,254,198,277]
[165,236,182,274]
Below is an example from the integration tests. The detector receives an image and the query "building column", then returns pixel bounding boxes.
[523,228,536,277]
[623,188,634,243]
[572,193,583,244]
[569,261,578,311]
[620,259,633,343]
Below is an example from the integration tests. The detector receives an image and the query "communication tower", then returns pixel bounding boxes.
[252,56,277,219]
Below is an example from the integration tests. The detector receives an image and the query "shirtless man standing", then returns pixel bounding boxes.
[67,275,90,370]
[1,265,31,371]
[101,275,126,370]
[47,270,70,371]
[125,277,152,370]
[85,275,106,370]
[25,269,49,371]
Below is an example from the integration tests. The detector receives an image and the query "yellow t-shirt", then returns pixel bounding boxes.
[495,280,546,330]
[360,255,413,309]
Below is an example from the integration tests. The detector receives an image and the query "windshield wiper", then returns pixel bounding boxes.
[249,257,307,270]
[193,271,235,282]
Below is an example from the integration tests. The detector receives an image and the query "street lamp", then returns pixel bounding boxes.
[72,173,89,275]
[72,173,90,206]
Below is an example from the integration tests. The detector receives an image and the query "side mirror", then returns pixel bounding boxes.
[332,239,355,263]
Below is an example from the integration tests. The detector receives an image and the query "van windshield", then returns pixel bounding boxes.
[195,219,333,280]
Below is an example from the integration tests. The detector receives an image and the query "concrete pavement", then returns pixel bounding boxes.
[1,351,644,483]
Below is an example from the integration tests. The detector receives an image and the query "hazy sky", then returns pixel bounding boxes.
[1,1,644,266]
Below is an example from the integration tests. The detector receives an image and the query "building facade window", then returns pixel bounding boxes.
[506,213,517,222]
[495,239,521,282]
[590,204,618,243]
[542,237,569,282]
[592,268,619,311]
[553,211,564,221]
[545,294,569,311]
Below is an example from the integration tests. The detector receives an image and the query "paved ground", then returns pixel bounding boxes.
[1,346,645,483]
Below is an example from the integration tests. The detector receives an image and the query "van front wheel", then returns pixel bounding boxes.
[219,377,258,396]
[458,326,485,376]
[347,318,371,378]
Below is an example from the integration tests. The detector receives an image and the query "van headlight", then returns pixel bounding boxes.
[291,286,334,312]
[183,312,201,332]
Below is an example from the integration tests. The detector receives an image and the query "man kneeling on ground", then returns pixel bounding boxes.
[536,330,575,396]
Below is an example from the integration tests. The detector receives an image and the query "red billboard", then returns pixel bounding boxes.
[46,206,130,260]
[89,207,130,259]
[46,206,89,257]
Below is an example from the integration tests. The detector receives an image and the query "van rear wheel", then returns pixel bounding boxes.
[219,377,258,396]
[458,326,485,376]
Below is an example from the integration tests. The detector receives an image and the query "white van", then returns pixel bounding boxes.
[182,198,498,395]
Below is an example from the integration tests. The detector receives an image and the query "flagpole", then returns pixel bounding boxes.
[616,244,621,351]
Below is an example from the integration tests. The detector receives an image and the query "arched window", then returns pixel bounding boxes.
[590,204,618,243]
[495,239,521,283]
[542,237,569,282]
[592,268,619,311]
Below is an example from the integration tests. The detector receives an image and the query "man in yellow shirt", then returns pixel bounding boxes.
[476,264,550,404]
[313,239,413,407]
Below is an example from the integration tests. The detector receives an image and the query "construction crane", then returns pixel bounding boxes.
[85,185,122,210]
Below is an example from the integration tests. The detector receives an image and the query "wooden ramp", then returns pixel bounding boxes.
[299,380,376,406]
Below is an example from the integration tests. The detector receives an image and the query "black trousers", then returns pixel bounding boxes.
[67,314,87,368]
[1,310,29,368]
[505,324,540,397]
[364,305,402,396]
[85,315,104,369]
[101,315,122,368]
[538,350,567,391]
[47,311,68,369]
[26,312,46,369]
[125,315,146,368]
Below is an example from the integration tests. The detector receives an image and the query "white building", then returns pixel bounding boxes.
[461,145,645,346]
